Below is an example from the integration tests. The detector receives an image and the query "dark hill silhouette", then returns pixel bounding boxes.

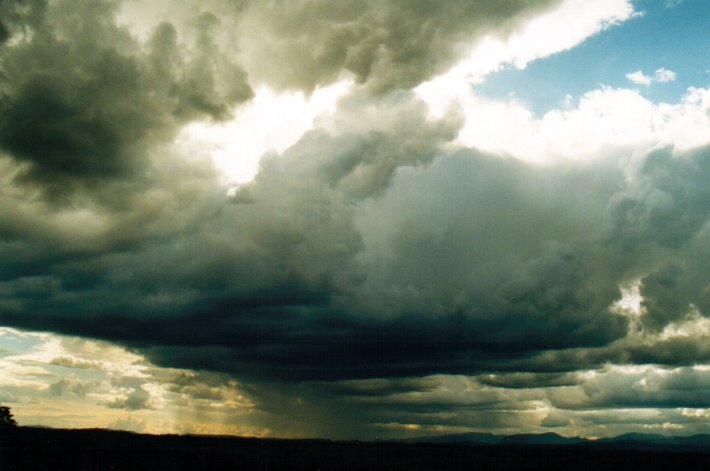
[607,432,669,441]
[500,432,586,445]
[3,426,710,471]
[403,431,503,444]
[403,430,710,449]
[593,433,710,451]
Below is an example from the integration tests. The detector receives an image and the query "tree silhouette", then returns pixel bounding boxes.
[0,403,18,427]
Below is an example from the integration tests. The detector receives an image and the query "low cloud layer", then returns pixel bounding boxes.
[0,0,709,439]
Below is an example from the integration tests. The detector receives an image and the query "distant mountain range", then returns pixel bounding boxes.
[15,426,710,449]
[4,426,710,470]
[402,431,710,448]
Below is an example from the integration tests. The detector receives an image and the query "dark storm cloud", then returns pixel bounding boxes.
[1,91,473,381]
[2,115,710,385]
[0,0,709,417]
[605,145,710,330]
[319,377,441,398]
[237,0,562,94]
[218,374,550,439]
[152,149,637,380]
[3,109,710,384]
[178,144,707,381]
[349,152,628,345]
[477,372,582,389]
[608,146,710,251]
[0,0,251,199]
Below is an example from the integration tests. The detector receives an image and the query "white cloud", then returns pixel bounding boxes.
[626,70,653,86]
[438,85,710,165]
[419,0,635,92]
[626,67,677,86]
[417,0,638,129]
[654,67,677,83]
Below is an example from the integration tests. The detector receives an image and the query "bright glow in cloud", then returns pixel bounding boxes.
[178,81,351,185]
[612,280,645,318]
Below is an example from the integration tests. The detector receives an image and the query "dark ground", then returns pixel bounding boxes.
[2,426,710,471]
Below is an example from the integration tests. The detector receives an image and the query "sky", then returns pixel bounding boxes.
[0,0,709,440]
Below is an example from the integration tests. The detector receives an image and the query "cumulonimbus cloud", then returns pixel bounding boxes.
[0,0,708,410]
